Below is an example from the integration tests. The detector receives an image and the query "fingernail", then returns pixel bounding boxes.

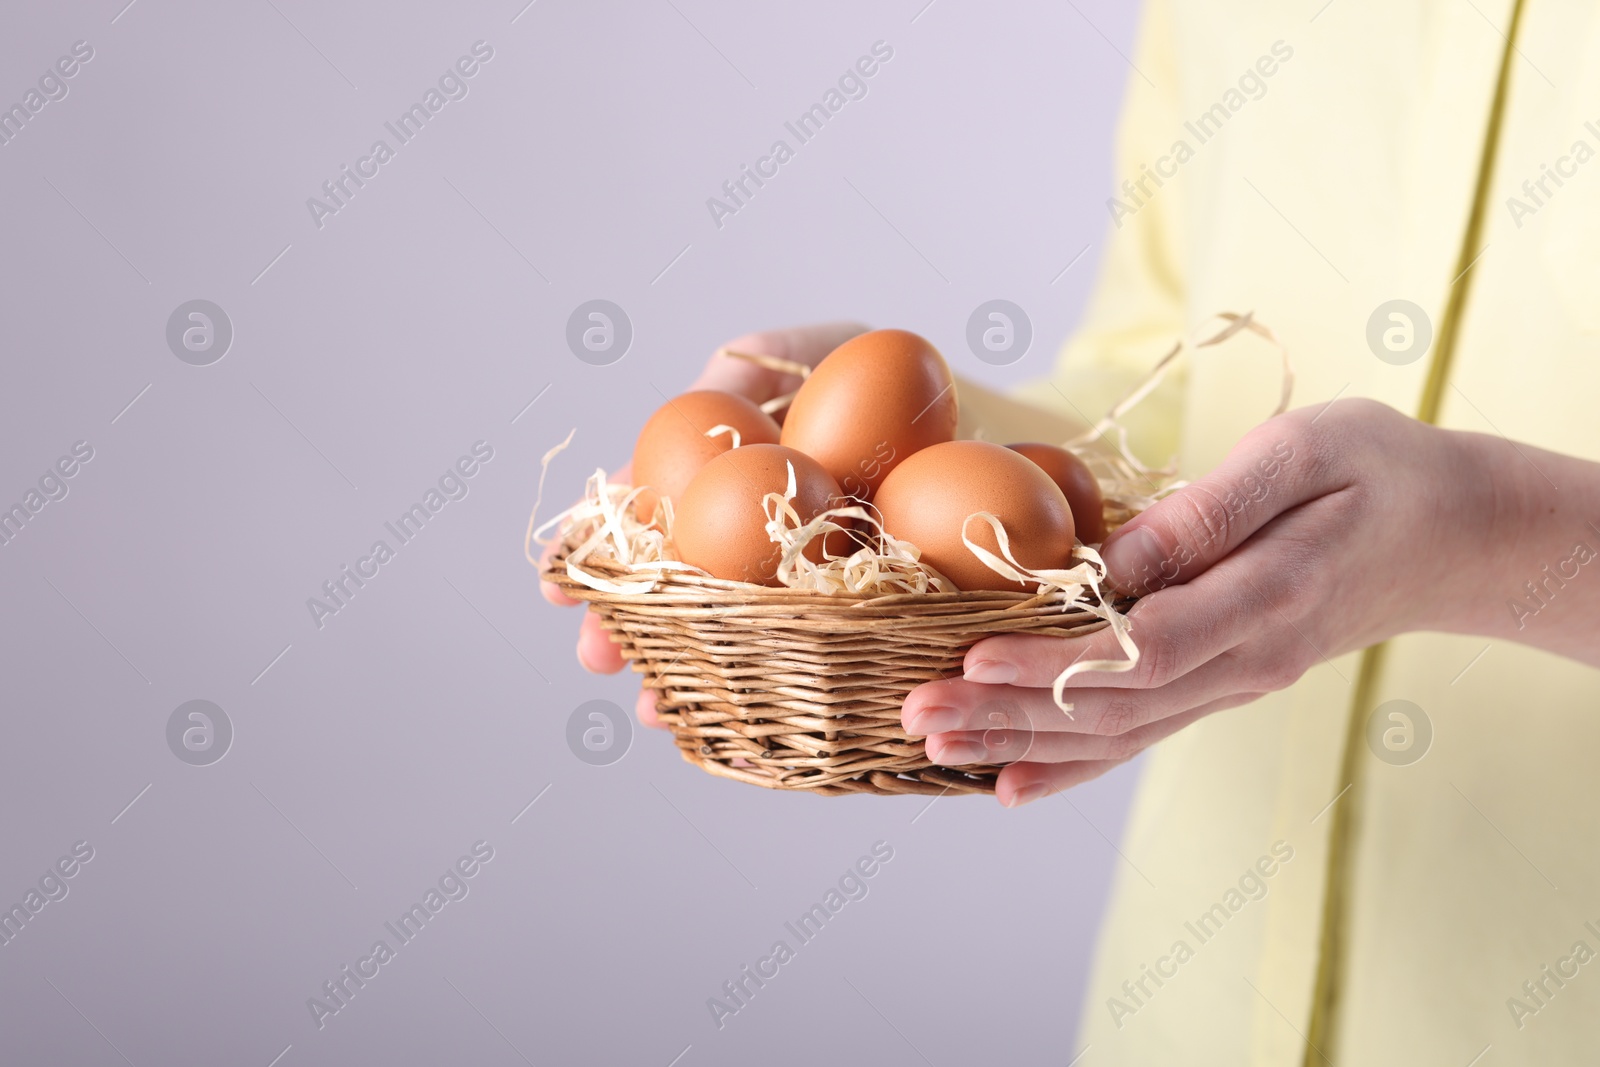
[907,706,962,734]
[1102,525,1167,594]
[930,739,983,765]
[964,660,1018,684]
[1006,783,1049,808]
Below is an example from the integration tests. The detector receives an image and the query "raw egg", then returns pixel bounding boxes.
[1007,443,1107,544]
[873,440,1075,592]
[631,391,781,524]
[673,444,844,586]
[778,329,957,502]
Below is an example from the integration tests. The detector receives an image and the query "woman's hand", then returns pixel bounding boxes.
[901,396,1585,807]
[539,322,867,726]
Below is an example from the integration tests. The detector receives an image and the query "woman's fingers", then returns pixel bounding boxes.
[962,501,1340,694]
[636,688,665,728]
[576,612,626,673]
[1099,407,1349,595]
[990,692,1267,806]
[963,569,1261,691]
[994,758,1132,807]
[927,706,1214,768]
[906,648,1253,737]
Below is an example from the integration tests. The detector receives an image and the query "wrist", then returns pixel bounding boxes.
[1418,428,1556,635]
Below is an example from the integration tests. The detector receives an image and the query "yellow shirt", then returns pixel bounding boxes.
[1028,1,1600,1062]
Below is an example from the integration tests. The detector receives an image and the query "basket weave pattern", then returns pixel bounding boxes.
[544,542,1119,796]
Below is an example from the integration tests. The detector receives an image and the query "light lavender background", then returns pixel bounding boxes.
[0,1,1143,1064]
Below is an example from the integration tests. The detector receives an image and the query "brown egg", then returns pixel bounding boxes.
[779,329,957,502]
[674,444,844,586]
[1007,443,1107,544]
[630,391,781,524]
[874,441,1075,591]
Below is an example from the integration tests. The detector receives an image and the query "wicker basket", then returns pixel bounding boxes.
[542,537,1126,796]
[535,313,1290,796]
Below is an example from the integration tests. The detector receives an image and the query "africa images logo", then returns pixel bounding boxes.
[0,441,94,549]
[0,40,95,149]
[706,841,894,1029]
[306,841,495,1030]
[305,41,495,230]
[704,41,894,230]
[0,842,95,950]
[305,441,494,629]
[1106,40,1293,228]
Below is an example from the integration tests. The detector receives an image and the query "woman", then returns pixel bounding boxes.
[546,0,1600,1061]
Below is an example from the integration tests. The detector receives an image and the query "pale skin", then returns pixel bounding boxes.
[542,326,1600,806]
